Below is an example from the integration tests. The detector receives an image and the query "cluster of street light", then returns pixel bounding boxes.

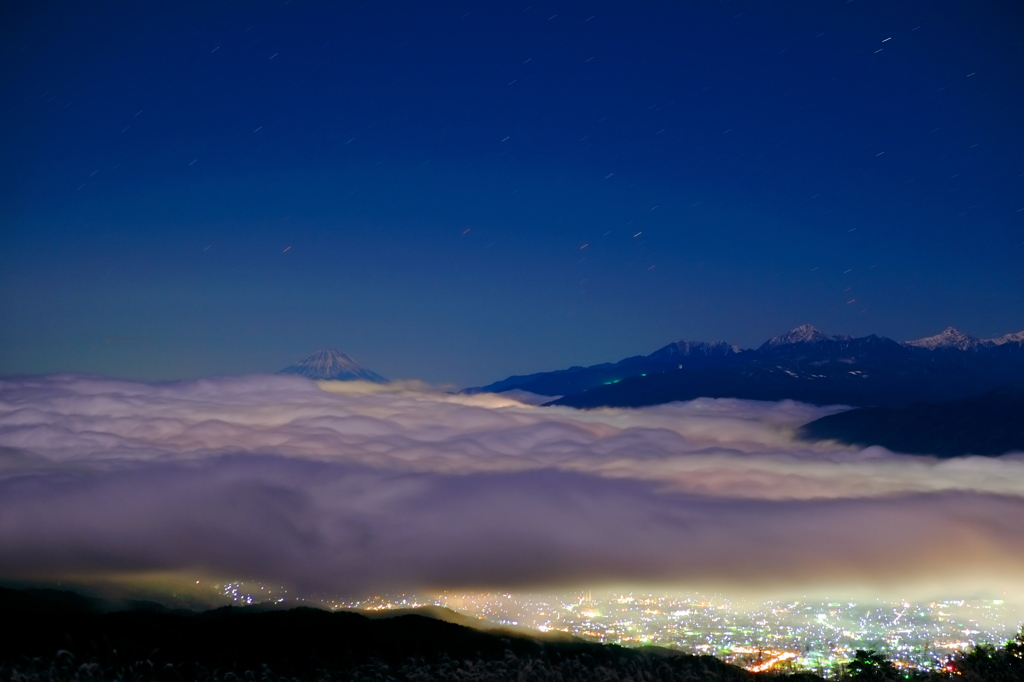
[339,590,1022,674]
[219,582,1021,674]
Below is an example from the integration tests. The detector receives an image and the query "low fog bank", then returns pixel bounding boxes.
[1,374,1021,601]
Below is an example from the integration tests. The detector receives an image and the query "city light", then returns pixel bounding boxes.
[221,586,1022,674]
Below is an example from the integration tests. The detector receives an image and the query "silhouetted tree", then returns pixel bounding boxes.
[841,649,899,681]
[947,627,1024,682]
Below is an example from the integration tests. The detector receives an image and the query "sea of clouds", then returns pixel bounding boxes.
[1,374,1022,601]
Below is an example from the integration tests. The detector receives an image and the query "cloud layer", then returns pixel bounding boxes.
[1,374,1022,600]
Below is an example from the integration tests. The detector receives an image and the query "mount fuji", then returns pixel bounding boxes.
[279,348,388,383]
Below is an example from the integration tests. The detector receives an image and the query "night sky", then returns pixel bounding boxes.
[3,1,1023,386]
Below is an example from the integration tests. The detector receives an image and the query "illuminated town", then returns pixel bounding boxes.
[220,583,1023,675]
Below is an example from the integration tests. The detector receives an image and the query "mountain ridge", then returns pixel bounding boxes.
[467,325,1024,410]
[0,587,758,681]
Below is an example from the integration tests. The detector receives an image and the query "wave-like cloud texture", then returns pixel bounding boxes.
[1,374,1022,599]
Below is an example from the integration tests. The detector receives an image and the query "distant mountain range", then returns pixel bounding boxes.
[906,327,1024,350]
[469,325,1024,411]
[280,348,388,383]
[277,331,1023,456]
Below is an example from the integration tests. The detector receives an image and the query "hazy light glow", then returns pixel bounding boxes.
[1,374,1022,601]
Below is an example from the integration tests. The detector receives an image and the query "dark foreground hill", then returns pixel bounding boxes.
[3,588,1023,680]
[797,385,1024,457]
[0,587,768,682]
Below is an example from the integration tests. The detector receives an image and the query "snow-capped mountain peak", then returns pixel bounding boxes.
[761,324,831,349]
[279,348,388,383]
[905,327,980,351]
[981,330,1024,346]
[647,339,742,361]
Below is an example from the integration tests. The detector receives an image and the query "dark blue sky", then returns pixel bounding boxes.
[2,1,1022,386]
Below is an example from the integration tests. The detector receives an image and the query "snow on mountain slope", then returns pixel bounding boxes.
[905,327,981,351]
[647,339,742,362]
[982,330,1024,346]
[759,324,849,350]
[280,348,388,383]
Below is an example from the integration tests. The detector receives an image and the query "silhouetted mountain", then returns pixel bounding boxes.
[797,385,1024,457]
[467,339,744,397]
[0,587,761,681]
[469,325,1024,410]
[280,348,387,383]
[465,356,651,397]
